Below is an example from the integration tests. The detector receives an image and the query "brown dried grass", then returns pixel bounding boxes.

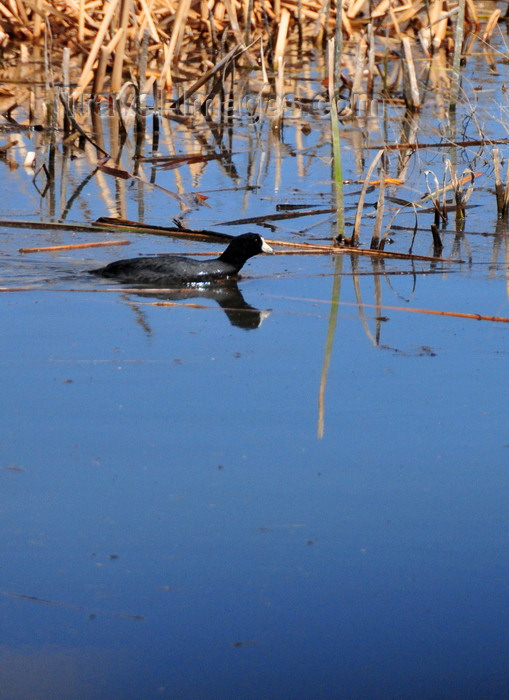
[0,0,498,99]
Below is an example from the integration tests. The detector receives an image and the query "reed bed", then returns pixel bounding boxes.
[0,0,507,262]
[0,0,497,101]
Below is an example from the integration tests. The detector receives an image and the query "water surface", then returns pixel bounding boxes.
[1,40,509,699]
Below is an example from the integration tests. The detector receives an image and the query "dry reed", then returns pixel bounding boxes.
[0,0,500,104]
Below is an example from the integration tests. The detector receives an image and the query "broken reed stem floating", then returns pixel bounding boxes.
[287,296,509,324]
[19,240,131,253]
[265,241,460,265]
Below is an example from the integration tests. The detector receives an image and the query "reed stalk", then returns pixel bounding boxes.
[244,0,254,43]
[450,0,465,111]
[328,37,344,243]
[62,46,70,135]
[370,160,386,249]
[274,7,291,67]
[158,0,192,91]
[78,0,84,43]
[352,149,383,246]
[333,0,342,102]
[92,45,109,97]
[401,37,420,110]
[72,0,121,99]
[492,148,509,217]
[482,9,501,43]
[272,55,284,130]
[111,0,132,93]
[350,38,367,113]
[493,148,504,215]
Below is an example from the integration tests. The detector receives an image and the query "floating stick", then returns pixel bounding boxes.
[19,241,131,253]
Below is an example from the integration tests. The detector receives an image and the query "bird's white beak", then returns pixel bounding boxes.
[261,238,274,254]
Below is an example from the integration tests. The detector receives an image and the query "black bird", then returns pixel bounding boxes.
[90,233,273,286]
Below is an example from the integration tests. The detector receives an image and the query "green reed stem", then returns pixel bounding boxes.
[328,38,344,243]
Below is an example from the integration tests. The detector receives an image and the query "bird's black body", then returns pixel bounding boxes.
[90,233,273,286]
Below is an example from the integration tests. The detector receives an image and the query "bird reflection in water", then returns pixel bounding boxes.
[127,279,270,331]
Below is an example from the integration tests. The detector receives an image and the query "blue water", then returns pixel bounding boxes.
[1,48,509,699]
[1,257,508,699]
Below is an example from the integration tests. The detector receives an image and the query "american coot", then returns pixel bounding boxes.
[90,233,273,286]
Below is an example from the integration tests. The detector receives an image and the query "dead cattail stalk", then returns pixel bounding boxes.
[78,0,84,43]
[346,0,368,20]
[92,29,126,96]
[351,149,384,246]
[32,0,42,38]
[223,0,246,45]
[62,46,70,135]
[158,0,192,90]
[350,38,367,112]
[272,55,285,130]
[388,1,403,41]
[430,223,443,254]
[13,0,29,25]
[72,0,121,99]
[492,148,509,217]
[366,23,376,96]
[502,164,509,217]
[244,0,254,43]
[274,7,291,66]
[444,159,475,221]
[401,37,420,110]
[433,5,450,47]
[172,42,246,108]
[450,0,465,110]
[92,45,110,97]
[370,160,386,249]
[111,0,132,93]
[493,148,505,215]
[465,0,479,30]
[138,0,160,42]
[482,8,501,43]
[425,169,447,225]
